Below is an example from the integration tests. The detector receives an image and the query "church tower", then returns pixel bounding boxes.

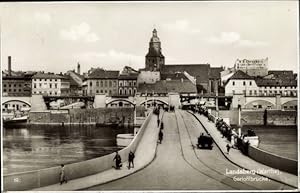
[145,29,165,71]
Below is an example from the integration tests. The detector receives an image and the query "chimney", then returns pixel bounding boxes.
[77,62,81,74]
[8,56,11,76]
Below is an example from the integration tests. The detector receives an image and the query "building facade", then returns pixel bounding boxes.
[118,74,138,96]
[225,70,297,110]
[32,73,70,96]
[234,58,268,77]
[84,68,119,96]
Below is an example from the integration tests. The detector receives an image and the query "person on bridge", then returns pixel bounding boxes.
[158,130,164,144]
[128,151,135,169]
[59,164,68,185]
[226,144,231,154]
[160,122,164,130]
[113,151,122,169]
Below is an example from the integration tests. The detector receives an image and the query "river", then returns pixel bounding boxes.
[242,125,297,160]
[3,124,133,175]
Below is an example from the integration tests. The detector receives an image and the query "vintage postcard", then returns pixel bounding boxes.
[1,1,299,192]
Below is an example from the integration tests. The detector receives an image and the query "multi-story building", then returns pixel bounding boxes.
[118,73,138,96]
[234,58,268,77]
[2,56,34,97]
[83,68,119,96]
[225,70,297,110]
[32,72,70,96]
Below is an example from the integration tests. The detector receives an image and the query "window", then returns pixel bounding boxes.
[243,81,246,86]
[250,81,252,86]
[249,90,252,95]
[232,90,235,95]
[19,84,22,87]
[34,83,36,88]
[232,81,235,86]
[39,83,42,87]
[90,81,92,86]
[109,90,112,95]
[109,81,112,87]
[258,105,262,109]
[114,81,117,86]
[3,89,6,92]
[120,81,123,87]
[3,84,6,87]
[55,92,57,95]
[50,84,52,88]
[100,90,103,93]
[96,90,99,94]
[96,81,99,87]
[55,79,57,81]
[133,81,136,86]
[19,89,21,92]
[55,84,57,88]
[105,90,107,93]
[14,84,16,87]
[104,81,107,87]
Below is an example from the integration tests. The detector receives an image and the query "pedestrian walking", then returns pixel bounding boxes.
[128,151,135,169]
[160,122,164,130]
[113,151,122,169]
[226,144,231,154]
[157,118,160,127]
[158,130,164,144]
[59,164,68,185]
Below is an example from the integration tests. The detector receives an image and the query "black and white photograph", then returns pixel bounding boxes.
[1,1,299,191]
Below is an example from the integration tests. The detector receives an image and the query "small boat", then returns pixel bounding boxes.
[3,115,28,125]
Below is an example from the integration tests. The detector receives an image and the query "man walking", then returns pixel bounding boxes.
[226,144,231,154]
[59,164,68,185]
[158,130,164,144]
[128,151,135,169]
[113,151,122,169]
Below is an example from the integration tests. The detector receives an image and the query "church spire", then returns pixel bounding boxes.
[145,28,165,71]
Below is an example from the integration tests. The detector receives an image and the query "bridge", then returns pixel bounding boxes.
[5,109,297,191]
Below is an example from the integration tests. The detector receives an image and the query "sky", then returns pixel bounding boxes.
[0,1,298,74]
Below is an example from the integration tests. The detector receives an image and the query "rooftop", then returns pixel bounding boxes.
[228,70,253,80]
[32,72,67,79]
[87,68,119,79]
[138,79,197,94]
[162,64,210,84]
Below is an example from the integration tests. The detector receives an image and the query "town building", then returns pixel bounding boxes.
[66,64,85,95]
[225,70,297,110]
[145,29,165,71]
[32,72,70,96]
[83,68,119,96]
[118,67,138,96]
[2,56,34,97]
[234,58,268,77]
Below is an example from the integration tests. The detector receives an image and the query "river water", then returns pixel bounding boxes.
[242,125,297,160]
[3,124,133,175]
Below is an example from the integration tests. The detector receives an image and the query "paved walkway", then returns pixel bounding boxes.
[88,112,232,190]
[178,110,294,190]
[32,111,162,191]
[191,111,297,188]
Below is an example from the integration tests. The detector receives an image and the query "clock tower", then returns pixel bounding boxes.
[145,29,165,71]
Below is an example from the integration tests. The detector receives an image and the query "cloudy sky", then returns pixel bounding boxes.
[0,1,298,74]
